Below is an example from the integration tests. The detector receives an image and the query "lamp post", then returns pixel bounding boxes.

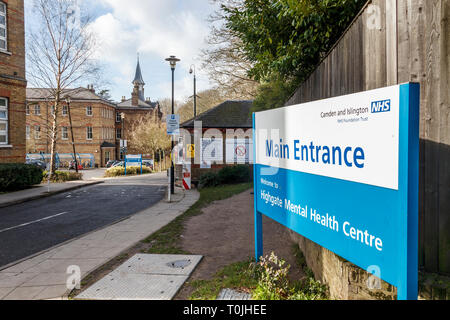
[65,96,78,173]
[165,55,180,195]
[189,64,197,118]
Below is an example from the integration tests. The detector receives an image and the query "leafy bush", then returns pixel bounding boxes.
[217,165,251,184]
[198,171,220,189]
[0,163,44,191]
[42,171,82,183]
[199,165,251,189]
[250,252,328,300]
[104,166,152,177]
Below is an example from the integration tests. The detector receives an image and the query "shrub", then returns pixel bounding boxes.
[198,165,252,189]
[217,165,251,184]
[0,163,44,192]
[198,171,220,189]
[42,171,83,183]
[104,166,152,177]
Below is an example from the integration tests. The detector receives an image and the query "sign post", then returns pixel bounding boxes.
[253,83,419,300]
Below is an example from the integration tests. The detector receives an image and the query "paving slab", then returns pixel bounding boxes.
[75,254,203,300]
[217,288,252,300]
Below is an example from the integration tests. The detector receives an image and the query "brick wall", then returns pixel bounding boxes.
[26,99,117,166]
[0,0,26,164]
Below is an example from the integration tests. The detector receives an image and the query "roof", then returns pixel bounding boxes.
[117,98,159,109]
[181,100,253,128]
[26,87,116,107]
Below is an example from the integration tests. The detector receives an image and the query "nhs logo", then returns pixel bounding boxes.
[371,99,391,113]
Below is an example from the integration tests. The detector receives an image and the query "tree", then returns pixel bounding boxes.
[201,0,259,99]
[26,0,101,176]
[176,88,228,123]
[223,0,367,83]
[129,114,171,165]
[218,0,367,111]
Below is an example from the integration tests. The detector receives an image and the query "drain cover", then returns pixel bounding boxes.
[167,259,191,269]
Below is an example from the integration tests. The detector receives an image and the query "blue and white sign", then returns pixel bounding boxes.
[167,114,180,136]
[253,83,419,300]
[125,154,143,175]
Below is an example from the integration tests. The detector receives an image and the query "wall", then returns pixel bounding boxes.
[0,0,26,163]
[285,0,449,298]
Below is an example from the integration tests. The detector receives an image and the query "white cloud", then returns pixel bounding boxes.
[86,0,216,102]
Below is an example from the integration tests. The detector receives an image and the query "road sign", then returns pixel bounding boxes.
[125,154,143,176]
[166,115,180,136]
[253,83,420,300]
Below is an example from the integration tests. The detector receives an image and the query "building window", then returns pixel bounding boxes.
[86,106,93,116]
[51,105,55,115]
[34,125,41,140]
[26,104,30,115]
[0,97,7,144]
[34,105,40,115]
[0,2,7,51]
[116,112,121,123]
[26,125,30,140]
[116,128,121,139]
[86,126,93,140]
[62,105,68,116]
[62,127,68,140]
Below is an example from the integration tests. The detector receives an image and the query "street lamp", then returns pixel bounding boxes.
[165,55,180,195]
[189,64,197,118]
[65,96,79,173]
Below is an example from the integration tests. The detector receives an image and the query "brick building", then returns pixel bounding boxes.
[0,0,26,163]
[25,57,163,166]
[26,87,118,167]
[115,57,162,159]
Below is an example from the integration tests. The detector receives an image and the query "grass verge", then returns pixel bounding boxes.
[141,182,253,254]
[187,245,329,300]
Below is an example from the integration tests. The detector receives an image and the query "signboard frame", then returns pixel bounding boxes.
[252,83,419,300]
[125,154,143,176]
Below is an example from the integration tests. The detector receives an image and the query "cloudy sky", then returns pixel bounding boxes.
[25,0,218,103]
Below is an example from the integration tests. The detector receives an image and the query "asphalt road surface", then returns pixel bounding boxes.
[0,174,166,268]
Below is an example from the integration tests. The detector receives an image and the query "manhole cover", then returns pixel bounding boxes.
[167,259,191,269]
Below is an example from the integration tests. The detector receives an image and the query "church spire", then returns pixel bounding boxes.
[132,53,145,105]
[133,53,145,86]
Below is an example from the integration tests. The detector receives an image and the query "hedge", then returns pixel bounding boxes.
[199,165,251,189]
[104,166,152,177]
[0,163,44,192]
[42,171,83,183]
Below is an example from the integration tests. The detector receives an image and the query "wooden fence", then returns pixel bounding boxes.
[285,0,449,275]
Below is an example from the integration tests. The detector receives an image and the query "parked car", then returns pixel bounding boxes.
[26,159,47,170]
[106,160,119,168]
[142,160,154,170]
[111,161,124,168]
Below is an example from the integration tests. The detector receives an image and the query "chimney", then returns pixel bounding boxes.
[121,96,126,102]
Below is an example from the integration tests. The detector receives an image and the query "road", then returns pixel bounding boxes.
[0,173,167,269]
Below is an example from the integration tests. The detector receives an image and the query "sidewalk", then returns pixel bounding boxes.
[0,187,199,300]
[0,180,104,208]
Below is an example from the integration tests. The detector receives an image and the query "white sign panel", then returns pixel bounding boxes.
[166,115,180,136]
[255,85,400,190]
[226,139,253,164]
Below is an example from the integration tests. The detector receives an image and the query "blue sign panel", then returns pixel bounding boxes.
[253,83,419,300]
